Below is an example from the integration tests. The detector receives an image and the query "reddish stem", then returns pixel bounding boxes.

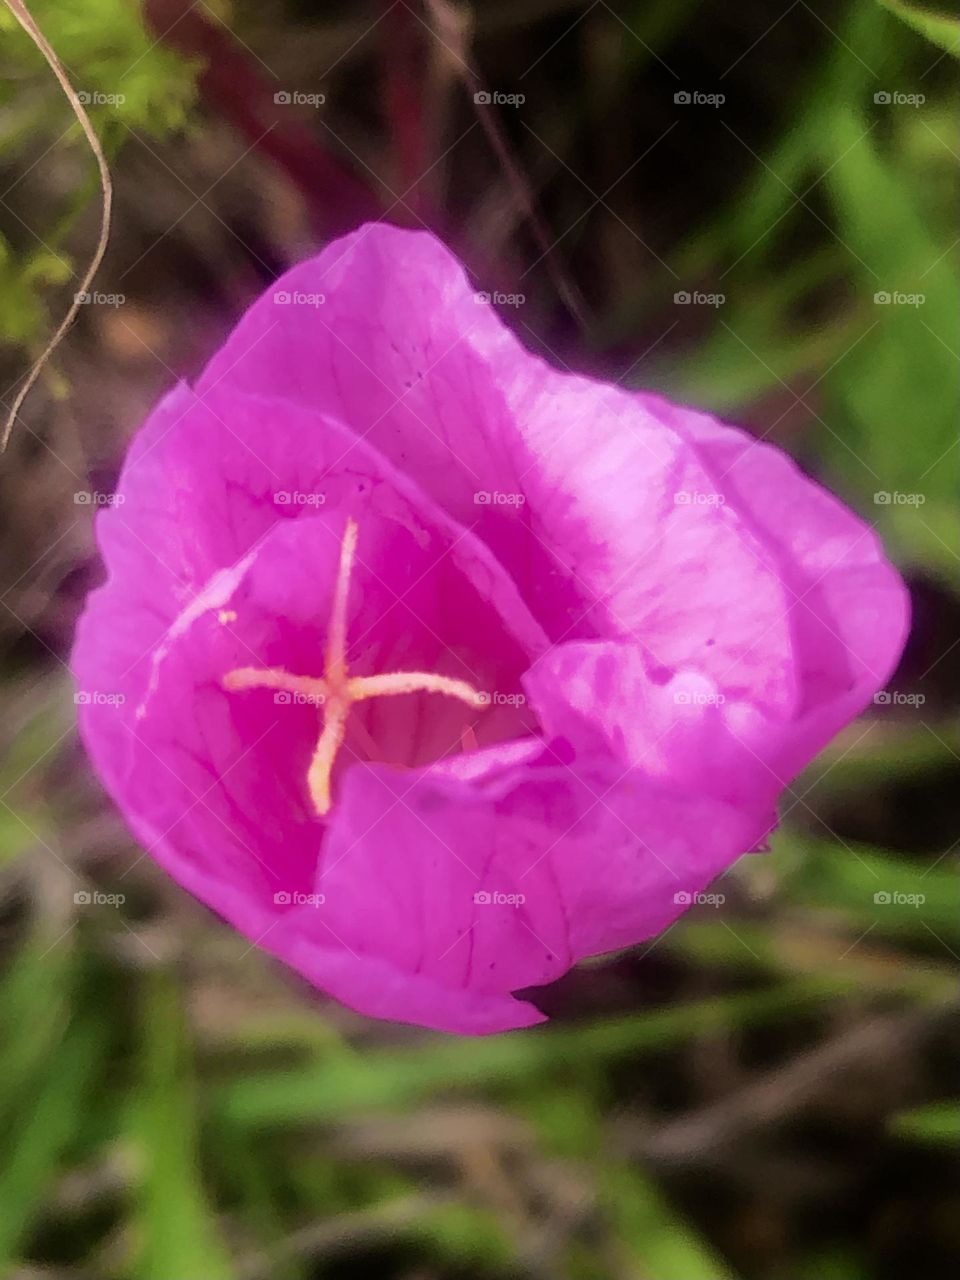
[142,0,381,238]
[381,0,430,221]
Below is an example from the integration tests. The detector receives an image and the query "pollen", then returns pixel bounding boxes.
[222,517,487,816]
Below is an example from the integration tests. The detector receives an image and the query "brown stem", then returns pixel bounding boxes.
[1,0,113,452]
[141,0,381,237]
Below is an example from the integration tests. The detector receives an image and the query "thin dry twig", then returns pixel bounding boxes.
[236,1192,455,1280]
[629,1007,937,1166]
[425,0,589,331]
[1,0,113,452]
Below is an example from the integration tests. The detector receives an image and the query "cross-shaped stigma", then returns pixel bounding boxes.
[222,518,487,816]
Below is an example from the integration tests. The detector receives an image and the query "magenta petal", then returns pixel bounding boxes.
[72,222,910,1034]
[263,913,548,1035]
[294,750,759,1032]
[72,384,546,963]
[198,224,803,706]
[652,396,911,777]
[197,224,526,530]
[520,399,909,808]
[524,641,779,821]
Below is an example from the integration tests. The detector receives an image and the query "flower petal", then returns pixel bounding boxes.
[654,398,911,774]
[72,385,547,958]
[198,223,800,709]
[298,748,759,1031]
[524,640,778,822]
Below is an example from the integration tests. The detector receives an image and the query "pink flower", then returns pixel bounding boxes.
[72,224,909,1033]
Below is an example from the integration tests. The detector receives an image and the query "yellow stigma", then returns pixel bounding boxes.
[222,517,487,816]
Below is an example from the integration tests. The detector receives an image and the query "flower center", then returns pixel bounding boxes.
[222,518,487,816]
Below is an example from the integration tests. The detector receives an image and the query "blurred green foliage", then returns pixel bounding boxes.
[636,1,960,585]
[0,0,198,132]
[890,1100,960,1145]
[0,0,198,358]
[877,0,960,53]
